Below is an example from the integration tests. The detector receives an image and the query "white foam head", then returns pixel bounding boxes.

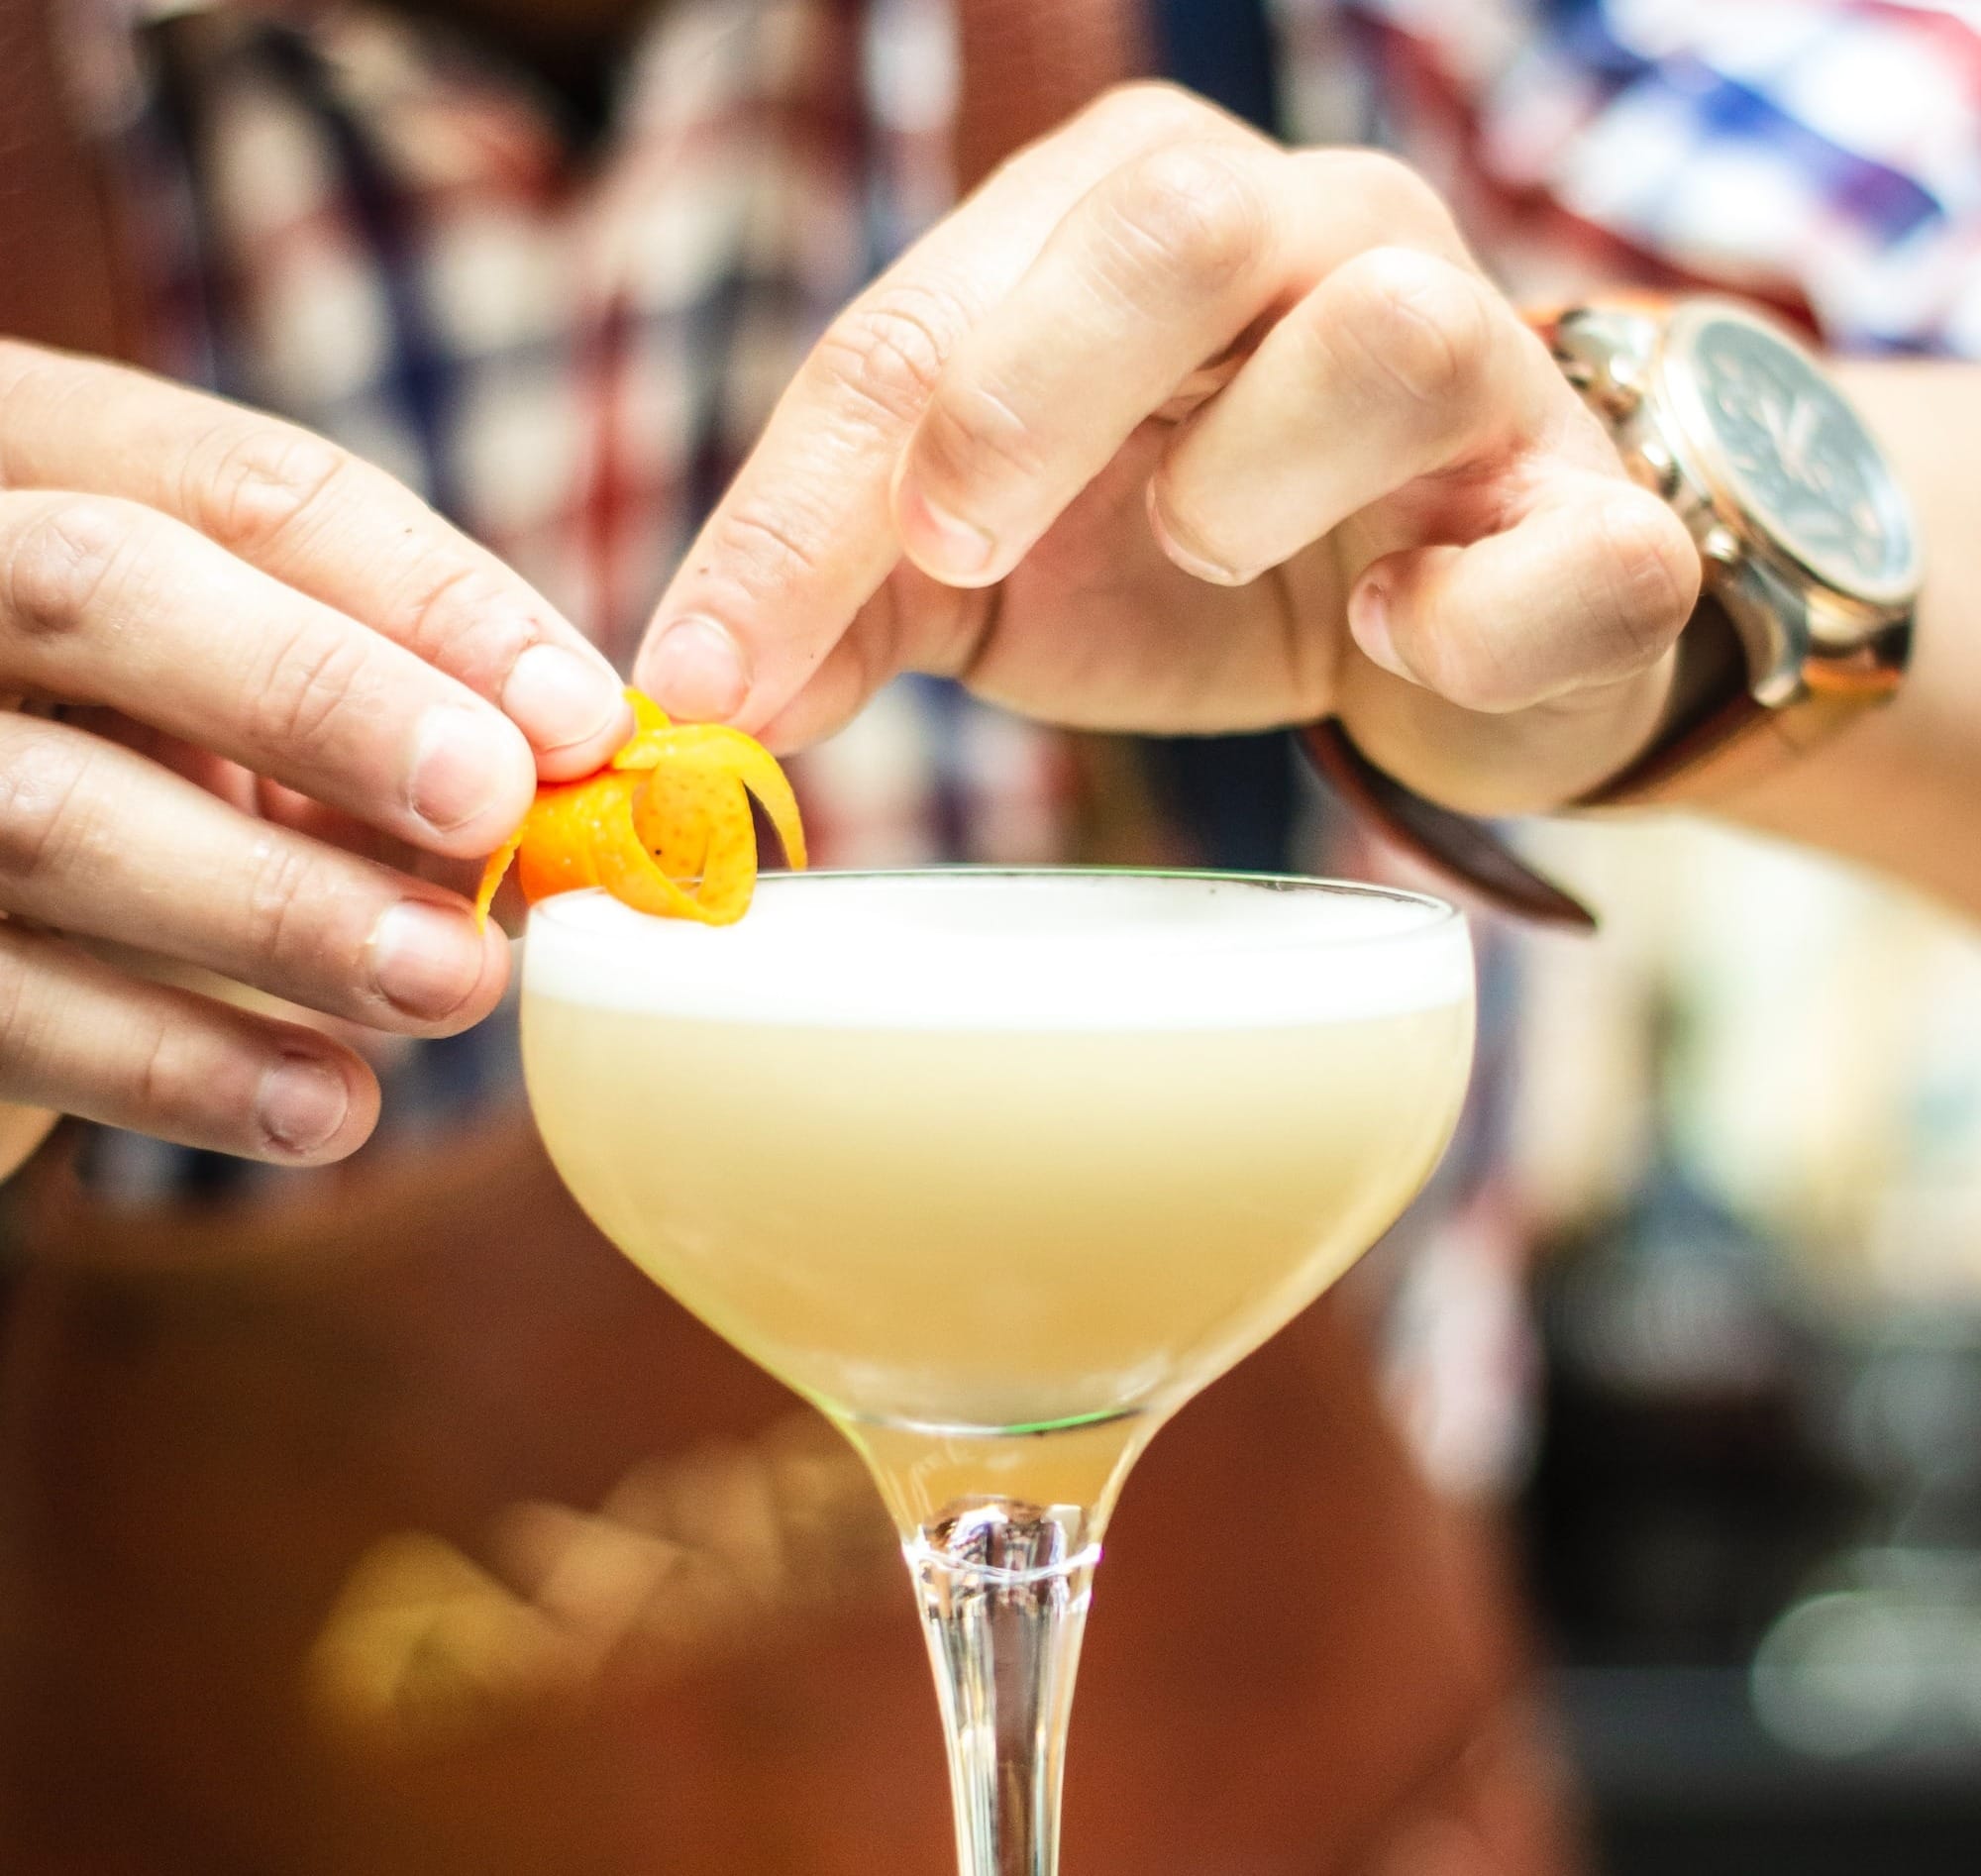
[524,872,1471,1030]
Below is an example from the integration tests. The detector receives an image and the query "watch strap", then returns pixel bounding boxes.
[1298,722,1600,931]
[1575,593,1907,807]
[1572,592,1753,806]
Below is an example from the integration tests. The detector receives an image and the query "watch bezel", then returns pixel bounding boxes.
[1655,298,1923,615]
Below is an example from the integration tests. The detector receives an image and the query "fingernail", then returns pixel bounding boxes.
[502,642,624,752]
[410,706,523,834]
[642,616,751,722]
[1349,577,1416,683]
[901,486,996,578]
[257,1054,349,1156]
[368,900,486,1022]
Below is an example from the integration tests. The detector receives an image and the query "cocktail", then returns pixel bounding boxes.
[521,869,1474,1876]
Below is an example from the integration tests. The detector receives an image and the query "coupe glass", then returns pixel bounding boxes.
[521,869,1475,1876]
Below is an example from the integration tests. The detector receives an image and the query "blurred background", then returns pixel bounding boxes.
[7,0,1981,1870]
[1494,814,1981,1874]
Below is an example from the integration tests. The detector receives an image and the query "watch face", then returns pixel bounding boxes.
[1677,307,1919,604]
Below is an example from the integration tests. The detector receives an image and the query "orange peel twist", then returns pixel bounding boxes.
[475,690,807,927]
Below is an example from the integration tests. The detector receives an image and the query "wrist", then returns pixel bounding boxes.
[1713,360,1981,916]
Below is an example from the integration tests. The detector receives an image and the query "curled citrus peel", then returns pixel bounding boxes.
[475,690,806,927]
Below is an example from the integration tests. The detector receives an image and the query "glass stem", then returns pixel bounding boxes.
[908,1499,1099,1876]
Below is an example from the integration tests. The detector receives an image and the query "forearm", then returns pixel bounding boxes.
[1704,361,1981,919]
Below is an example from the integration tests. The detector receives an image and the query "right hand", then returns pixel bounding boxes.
[633,86,1697,819]
[0,342,632,1169]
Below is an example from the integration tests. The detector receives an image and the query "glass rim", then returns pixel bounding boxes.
[528,866,1464,951]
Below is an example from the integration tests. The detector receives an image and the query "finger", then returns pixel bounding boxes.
[0,342,628,776]
[0,713,508,1034]
[634,82,1248,732]
[753,426,1315,750]
[78,717,475,883]
[894,152,1468,588]
[1347,476,1698,719]
[60,705,261,811]
[0,491,537,856]
[1150,248,1559,584]
[748,564,990,752]
[745,598,902,756]
[251,783,483,902]
[52,715,460,882]
[0,923,379,1163]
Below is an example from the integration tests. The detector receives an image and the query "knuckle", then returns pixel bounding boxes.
[1332,250,1493,411]
[704,496,832,607]
[0,934,49,1085]
[811,283,974,436]
[187,420,353,560]
[120,1000,218,1142]
[915,376,1046,495]
[389,556,525,675]
[130,1014,180,1128]
[1098,142,1273,301]
[1,496,135,638]
[241,833,321,974]
[0,727,94,886]
[247,620,376,756]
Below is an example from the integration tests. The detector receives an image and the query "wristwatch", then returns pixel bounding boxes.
[1303,296,1923,929]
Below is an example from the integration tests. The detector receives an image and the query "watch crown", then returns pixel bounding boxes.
[1701,524,1742,570]
[1599,353,1646,421]
[1633,438,1679,501]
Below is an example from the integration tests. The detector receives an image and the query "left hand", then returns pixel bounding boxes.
[631,83,1701,817]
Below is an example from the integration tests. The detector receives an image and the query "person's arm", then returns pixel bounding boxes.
[1708,362,1981,919]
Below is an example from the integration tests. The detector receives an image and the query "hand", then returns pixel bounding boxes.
[0,343,631,1168]
[633,85,1699,817]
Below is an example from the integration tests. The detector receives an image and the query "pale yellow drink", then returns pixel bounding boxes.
[522,872,1474,1525]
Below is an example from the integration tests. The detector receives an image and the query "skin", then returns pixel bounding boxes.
[1724,362,1981,922]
